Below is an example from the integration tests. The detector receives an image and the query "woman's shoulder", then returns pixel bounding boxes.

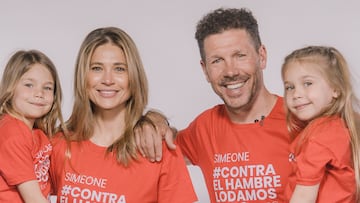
[161,141,186,162]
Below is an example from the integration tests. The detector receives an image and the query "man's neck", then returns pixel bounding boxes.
[226,90,277,124]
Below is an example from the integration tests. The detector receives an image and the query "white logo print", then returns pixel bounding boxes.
[288,153,296,162]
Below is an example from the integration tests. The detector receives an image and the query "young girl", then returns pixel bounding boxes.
[0,50,65,202]
[282,45,360,202]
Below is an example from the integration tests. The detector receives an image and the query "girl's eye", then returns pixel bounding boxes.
[44,86,54,91]
[24,83,33,88]
[304,81,312,87]
[284,85,294,91]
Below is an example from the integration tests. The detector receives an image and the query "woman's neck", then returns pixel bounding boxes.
[90,109,126,147]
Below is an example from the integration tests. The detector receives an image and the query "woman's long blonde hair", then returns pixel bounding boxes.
[65,27,148,165]
[281,45,360,201]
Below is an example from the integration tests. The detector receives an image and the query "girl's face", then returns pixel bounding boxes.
[87,43,131,113]
[12,64,55,128]
[283,61,338,121]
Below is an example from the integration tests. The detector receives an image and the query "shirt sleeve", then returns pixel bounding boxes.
[158,142,198,203]
[0,124,37,186]
[176,121,199,165]
[295,135,334,185]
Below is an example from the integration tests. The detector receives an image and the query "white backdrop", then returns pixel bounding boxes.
[1,1,359,202]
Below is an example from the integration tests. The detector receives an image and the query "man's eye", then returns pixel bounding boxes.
[236,53,245,58]
[211,58,222,64]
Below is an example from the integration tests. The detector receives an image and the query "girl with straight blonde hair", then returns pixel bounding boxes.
[282,45,360,203]
[0,49,66,202]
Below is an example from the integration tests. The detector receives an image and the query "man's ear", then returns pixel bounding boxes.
[258,45,267,70]
[200,60,210,83]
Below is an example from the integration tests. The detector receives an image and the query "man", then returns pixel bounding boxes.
[136,8,291,203]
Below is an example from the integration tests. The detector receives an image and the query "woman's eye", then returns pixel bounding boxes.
[115,66,126,72]
[91,66,102,71]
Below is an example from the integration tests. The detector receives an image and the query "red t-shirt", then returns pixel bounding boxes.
[50,133,197,203]
[0,114,52,202]
[284,116,355,202]
[177,96,291,203]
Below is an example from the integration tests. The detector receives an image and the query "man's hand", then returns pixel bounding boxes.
[135,110,177,162]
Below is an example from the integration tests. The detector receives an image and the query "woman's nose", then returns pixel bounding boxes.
[101,70,114,85]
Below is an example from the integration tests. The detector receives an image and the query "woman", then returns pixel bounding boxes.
[50,27,197,203]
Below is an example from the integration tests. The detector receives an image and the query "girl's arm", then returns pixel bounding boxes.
[17,180,49,203]
[290,184,320,203]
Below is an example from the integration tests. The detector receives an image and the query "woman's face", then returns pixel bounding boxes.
[87,43,131,113]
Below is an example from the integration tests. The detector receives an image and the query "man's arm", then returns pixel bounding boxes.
[17,180,49,203]
[134,110,177,162]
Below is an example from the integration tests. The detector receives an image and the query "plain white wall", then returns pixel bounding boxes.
[1,1,359,202]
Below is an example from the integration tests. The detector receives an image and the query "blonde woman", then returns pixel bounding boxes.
[50,27,197,203]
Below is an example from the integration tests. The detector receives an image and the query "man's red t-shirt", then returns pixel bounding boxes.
[177,96,291,203]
